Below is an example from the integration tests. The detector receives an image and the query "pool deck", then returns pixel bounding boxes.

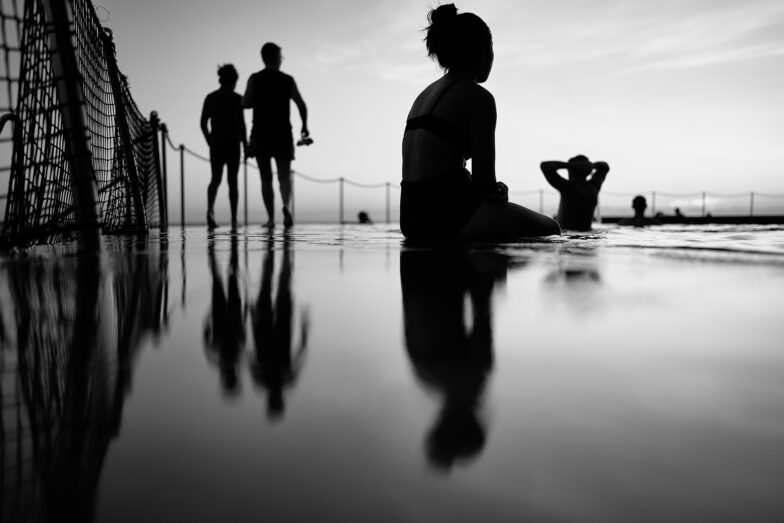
[2,225,784,522]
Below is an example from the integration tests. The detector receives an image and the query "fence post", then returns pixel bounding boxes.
[701,191,706,217]
[42,0,100,251]
[749,191,754,217]
[386,182,391,224]
[179,144,185,227]
[539,189,543,214]
[651,191,656,215]
[596,195,602,224]
[339,177,344,224]
[244,159,248,227]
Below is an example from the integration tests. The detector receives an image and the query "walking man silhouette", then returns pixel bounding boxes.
[243,43,309,227]
[201,64,247,230]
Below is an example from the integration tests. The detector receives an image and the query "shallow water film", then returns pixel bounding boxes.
[2,225,784,523]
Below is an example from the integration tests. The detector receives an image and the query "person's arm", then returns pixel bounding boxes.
[467,87,497,195]
[239,99,248,158]
[241,75,254,109]
[540,161,569,191]
[200,95,211,146]
[589,161,609,189]
[291,80,308,137]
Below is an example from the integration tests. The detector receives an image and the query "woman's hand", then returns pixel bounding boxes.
[480,181,508,202]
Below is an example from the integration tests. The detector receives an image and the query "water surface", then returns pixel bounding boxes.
[2,225,784,522]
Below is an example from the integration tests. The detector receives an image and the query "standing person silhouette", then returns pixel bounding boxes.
[540,155,609,231]
[243,43,309,228]
[201,64,247,230]
[401,4,559,241]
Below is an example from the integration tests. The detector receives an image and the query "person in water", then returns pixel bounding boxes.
[401,4,560,241]
[540,155,609,231]
[618,195,662,227]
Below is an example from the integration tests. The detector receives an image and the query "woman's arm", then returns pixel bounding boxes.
[467,87,497,194]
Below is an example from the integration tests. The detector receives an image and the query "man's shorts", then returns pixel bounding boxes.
[251,130,294,161]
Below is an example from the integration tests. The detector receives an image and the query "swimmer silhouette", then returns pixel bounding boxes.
[201,64,247,230]
[401,4,559,241]
[540,155,609,231]
[618,195,662,227]
[204,235,246,396]
[400,248,516,469]
[243,43,309,228]
[250,237,309,420]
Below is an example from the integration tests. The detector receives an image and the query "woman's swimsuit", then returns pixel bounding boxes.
[401,79,482,241]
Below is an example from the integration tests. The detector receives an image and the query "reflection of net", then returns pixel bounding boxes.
[0,0,164,249]
[0,242,168,521]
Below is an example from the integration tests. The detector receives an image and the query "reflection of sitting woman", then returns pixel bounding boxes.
[401,4,559,241]
[401,249,510,469]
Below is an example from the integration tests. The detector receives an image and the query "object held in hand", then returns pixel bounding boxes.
[296,136,313,146]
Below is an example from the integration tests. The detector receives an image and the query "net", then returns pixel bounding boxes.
[0,0,165,250]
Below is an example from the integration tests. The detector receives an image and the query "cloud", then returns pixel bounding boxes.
[493,0,784,72]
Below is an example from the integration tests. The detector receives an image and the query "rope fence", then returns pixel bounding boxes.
[157,129,784,226]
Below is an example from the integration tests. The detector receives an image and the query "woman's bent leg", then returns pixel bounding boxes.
[459,201,560,241]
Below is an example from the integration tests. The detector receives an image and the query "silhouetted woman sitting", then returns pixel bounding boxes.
[401,4,560,241]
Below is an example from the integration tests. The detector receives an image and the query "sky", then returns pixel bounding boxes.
[96,0,784,223]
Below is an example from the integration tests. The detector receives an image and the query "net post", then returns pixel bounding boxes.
[701,191,706,217]
[539,189,543,214]
[102,28,147,232]
[42,0,101,251]
[750,191,754,217]
[179,144,185,228]
[150,111,167,229]
[160,123,169,225]
[651,191,656,215]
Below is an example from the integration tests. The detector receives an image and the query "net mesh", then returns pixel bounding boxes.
[0,0,164,249]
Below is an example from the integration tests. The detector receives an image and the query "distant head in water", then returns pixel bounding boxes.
[566,154,592,181]
[632,195,647,216]
[425,3,494,83]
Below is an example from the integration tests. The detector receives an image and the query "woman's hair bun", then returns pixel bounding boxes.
[429,3,458,26]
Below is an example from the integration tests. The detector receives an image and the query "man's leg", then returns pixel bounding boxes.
[258,154,275,226]
[207,152,224,229]
[275,157,293,226]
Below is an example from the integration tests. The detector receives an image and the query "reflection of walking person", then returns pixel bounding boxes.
[541,155,609,231]
[204,236,246,396]
[201,64,248,230]
[243,43,309,228]
[250,240,309,420]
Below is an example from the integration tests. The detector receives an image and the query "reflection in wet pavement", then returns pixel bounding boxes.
[2,225,784,522]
